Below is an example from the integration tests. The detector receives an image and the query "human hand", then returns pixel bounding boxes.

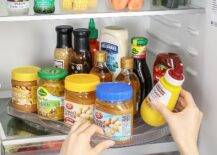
[60,121,115,155]
[151,89,203,155]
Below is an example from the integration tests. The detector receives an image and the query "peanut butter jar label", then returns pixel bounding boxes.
[94,109,132,141]
[64,100,93,126]
[12,85,37,106]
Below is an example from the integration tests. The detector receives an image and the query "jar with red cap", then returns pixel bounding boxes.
[141,65,185,127]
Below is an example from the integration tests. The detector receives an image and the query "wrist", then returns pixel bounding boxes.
[178,141,199,155]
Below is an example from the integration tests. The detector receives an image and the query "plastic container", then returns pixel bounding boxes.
[94,82,133,141]
[100,26,129,79]
[37,67,68,121]
[64,74,100,126]
[108,0,144,11]
[11,66,40,113]
[141,67,185,127]
[7,0,30,15]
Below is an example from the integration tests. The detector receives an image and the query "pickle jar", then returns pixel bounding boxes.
[37,67,68,121]
[94,82,133,141]
[64,74,100,126]
[11,66,40,113]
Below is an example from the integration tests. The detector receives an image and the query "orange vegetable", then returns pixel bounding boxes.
[110,0,129,10]
[128,0,144,11]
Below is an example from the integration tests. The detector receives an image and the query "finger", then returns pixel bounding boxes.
[82,124,104,140]
[69,121,83,135]
[180,89,196,107]
[177,97,187,108]
[93,140,115,154]
[74,121,92,134]
[151,100,173,121]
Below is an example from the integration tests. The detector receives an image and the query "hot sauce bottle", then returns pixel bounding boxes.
[88,18,99,66]
[131,37,152,105]
[71,28,92,74]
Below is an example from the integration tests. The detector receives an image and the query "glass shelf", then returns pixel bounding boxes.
[0,0,205,22]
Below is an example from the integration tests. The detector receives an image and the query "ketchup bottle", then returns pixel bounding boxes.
[88,18,99,66]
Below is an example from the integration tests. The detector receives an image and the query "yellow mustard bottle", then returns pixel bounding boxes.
[141,67,185,127]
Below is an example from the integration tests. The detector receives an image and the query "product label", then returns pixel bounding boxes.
[101,42,119,72]
[37,87,64,119]
[94,109,132,141]
[147,82,171,106]
[54,59,64,69]
[34,0,54,8]
[64,100,94,126]
[131,44,146,58]
[12,85,37,106]
[7,0,29,10]
[71,63,83,73]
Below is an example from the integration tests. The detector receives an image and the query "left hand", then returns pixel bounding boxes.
[60,121,115,155]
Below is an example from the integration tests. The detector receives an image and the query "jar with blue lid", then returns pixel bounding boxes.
[94,82,133,141]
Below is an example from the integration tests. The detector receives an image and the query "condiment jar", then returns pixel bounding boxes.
[7,0,30,15]
[64,74,100,126]
[11,66,40,113]
[37,67,68,121]
[94,82,133,141]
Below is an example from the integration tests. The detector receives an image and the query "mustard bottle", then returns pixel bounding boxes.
[141,66,185,127]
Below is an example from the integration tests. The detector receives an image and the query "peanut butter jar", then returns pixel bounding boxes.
[11,66,40,113]
[94,82,133,142]
[64,74,100,126]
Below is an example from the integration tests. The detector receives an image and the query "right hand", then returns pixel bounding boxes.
[151,89,203,155]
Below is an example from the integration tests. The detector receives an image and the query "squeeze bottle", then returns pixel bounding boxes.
[141,66,185,126]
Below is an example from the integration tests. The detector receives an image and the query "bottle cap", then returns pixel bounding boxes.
[131,37,148,46]
[121,57,134,69]
[164,64,185,86]
[89,18,98,39]
[38,67,68,80]
[12,66,40,81]
[56,25,73,34]
[73,28,89,37]
[95,51,107,63]
[65,74,100,93]
[96,82,133,103]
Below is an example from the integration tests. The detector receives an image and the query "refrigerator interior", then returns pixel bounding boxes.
[0,0,215,154]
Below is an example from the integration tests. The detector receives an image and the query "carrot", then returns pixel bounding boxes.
[111,0,129,10]
[128,0,144,11]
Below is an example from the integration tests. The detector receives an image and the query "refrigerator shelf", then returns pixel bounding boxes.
[0,4,205,22]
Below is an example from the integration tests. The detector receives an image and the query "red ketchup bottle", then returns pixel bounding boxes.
[88,18,99,66]
[153,52,183,85]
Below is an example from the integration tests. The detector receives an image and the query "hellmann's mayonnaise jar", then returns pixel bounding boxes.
[141,66,185,127]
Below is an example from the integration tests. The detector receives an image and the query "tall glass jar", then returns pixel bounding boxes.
[37,67,67,121]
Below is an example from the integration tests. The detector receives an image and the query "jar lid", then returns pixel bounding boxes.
[65,74,100,93]
[56,25,73,34]
[96,82,133,103]
[131,37,148,46]
[38,67,68,80]
[12,66,40,82]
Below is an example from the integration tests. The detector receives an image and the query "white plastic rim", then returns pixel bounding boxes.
[164,69,185,86]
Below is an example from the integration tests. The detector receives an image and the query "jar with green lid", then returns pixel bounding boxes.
[64,74,100,126]
[37,67,68,121]
[34,0,55,14]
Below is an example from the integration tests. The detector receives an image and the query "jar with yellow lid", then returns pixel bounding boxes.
[11,66,40,113]
[37,67,68,121]
[94,82,133,141]
[64,74,100,126]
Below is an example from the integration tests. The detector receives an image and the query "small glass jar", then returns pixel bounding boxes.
[34,0,55,14]
[94,82,133,141]
[7,0,30,15]
[37,67,67,121]
[11,66,40,113]
[64,74,100,126]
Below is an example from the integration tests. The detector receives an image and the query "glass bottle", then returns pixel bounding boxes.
[88,18,99,66]
[34,0,55,14]
[131,37,152,105]
[54,25,73,74]
[71,28,92,74]
[115,57,141,117]
[90,51,112,82]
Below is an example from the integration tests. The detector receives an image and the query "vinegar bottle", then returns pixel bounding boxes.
[115,57,141,117]
[90,51,112,82]
[140,65,185,127]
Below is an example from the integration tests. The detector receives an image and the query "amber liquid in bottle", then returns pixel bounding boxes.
[115,57,141,117]
[90,51,112,82]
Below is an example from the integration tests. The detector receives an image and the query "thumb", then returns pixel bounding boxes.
[151,100,172,121]
[93,140,115,155]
